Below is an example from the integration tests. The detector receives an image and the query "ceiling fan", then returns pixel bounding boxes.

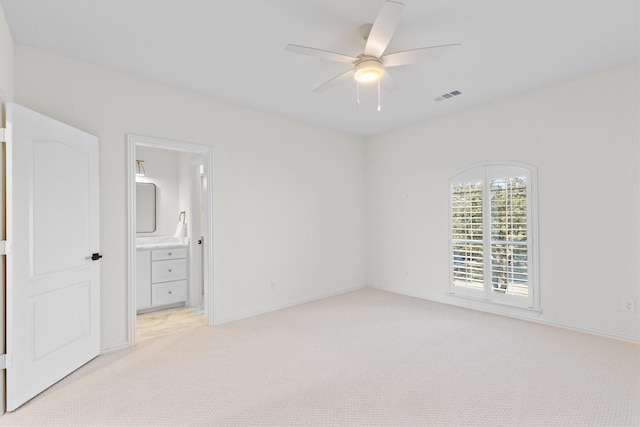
[285,0,460,107]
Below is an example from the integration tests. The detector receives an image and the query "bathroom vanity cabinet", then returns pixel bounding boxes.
[136,247,187,312]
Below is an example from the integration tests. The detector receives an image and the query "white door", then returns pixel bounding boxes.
[5,103,100,411]
[189,159,204,308]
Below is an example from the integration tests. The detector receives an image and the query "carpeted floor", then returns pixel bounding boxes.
[1,288,638,426]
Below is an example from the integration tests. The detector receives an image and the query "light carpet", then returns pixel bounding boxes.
[2,288,638,426]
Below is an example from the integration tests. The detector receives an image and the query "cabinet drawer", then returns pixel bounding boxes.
[152,280,186,307]
[152,259,187,283]
[152,247,187,261]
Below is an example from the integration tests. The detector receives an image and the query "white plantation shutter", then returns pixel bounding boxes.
[490,177,528,297]
[449,164,538,309]
[451,181,484,290]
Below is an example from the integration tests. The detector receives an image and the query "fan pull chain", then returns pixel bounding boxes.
[355,79,382,110]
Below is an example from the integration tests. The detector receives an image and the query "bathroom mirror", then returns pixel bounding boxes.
[136,183,156,233]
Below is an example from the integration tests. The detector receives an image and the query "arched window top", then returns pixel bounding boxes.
[449,161,537,184]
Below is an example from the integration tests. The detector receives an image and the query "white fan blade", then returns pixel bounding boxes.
[313,68,356,93]
[382,44,461,68]
[285,44,359,64]
[381,70,399,91]
[364,1,405,58]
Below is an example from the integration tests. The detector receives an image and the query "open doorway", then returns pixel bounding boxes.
[126,135,213,346]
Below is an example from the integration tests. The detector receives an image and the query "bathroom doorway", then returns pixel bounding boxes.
[126,135,213,346]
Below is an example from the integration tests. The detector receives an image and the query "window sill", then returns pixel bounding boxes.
[446,291,542,314]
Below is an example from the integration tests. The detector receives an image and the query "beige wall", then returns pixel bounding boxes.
[14,46,367,350]
[366,64,640,340]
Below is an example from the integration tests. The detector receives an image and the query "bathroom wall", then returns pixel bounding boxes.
[135,146,180,237]
[177,151,202,238]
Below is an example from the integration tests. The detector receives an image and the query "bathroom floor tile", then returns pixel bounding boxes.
[137,306,207,342]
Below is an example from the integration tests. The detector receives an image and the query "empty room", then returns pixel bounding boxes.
[0,0,638,425]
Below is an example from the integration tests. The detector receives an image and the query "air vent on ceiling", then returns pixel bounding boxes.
[434,90,462,102]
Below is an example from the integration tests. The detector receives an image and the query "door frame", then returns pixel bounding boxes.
[126,134,214,346]
[1,100,7,414]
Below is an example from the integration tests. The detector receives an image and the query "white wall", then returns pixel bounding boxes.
[367,64,640,340]
[0,4,12,101]
[12,41,638,347]
[14,45,367,350]
[135,146,180,236]
[177,151,194,223]
[177,151,201,240]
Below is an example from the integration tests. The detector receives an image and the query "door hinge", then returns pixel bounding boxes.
[0,240,10,255]
[0,354,9,369]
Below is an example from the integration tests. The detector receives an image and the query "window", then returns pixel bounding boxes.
[449,164,538,309]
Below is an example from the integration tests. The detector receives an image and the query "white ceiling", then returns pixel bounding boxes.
[1,0,638,137]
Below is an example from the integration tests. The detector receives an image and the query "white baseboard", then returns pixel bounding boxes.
[213,285,366,325]
[100,341,130,354]
[368,285,640,343]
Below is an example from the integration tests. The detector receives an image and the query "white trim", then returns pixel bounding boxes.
[100,341,130,354]
[126,134,214,348]
[0,354,9,370]
[445,290,542,313]
[369,285,640,343]
[126,140,137,346]
[214,286,366,325]
[1,101,6,415]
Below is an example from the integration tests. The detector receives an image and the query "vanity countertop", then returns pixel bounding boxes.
[137,243,187,250]
[136,236,188,250]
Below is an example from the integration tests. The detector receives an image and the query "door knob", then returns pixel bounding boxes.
[85,253,103,261]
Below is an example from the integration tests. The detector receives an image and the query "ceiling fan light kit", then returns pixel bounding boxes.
[285,0,460,109]
[354,58,383,83]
